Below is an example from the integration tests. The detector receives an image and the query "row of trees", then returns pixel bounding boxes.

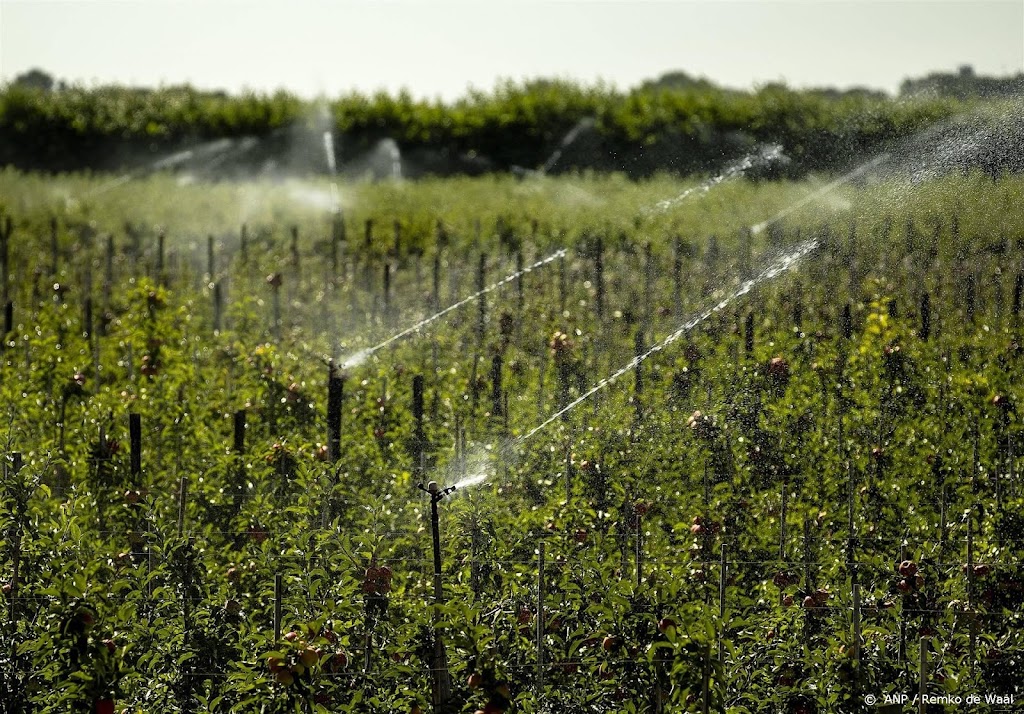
[0,72,987,177]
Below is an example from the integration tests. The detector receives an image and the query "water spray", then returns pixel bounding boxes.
[541,117,597,174]
[644,144,787,216]
[750,153,890,234]
[82,137,245,198]
[337,248,567,369]
[323,131,342,215]
[517,237,820,443]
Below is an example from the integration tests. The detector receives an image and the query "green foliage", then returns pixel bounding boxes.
[0,80,970,177]
[0,170,1022,712]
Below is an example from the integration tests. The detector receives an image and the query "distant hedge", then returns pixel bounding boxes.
[0,80,967,177]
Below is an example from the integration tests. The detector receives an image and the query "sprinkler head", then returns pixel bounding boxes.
[417,481,456,503]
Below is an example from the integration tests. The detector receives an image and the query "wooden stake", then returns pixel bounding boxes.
[476,253,487,344]
[490,354,503,417]
[177,475,188,537]
[157,231,165,283]
[432,252,442,313]
[411,373,425,475]
[536,541,546,691]
[212,282,222,332]
[130,413,142,478]
[207,235,215,279]
[327,373,344,464]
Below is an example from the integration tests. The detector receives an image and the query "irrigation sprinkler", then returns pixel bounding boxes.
[416,480,455,708]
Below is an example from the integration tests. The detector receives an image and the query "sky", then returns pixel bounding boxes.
[1,0,1022,100]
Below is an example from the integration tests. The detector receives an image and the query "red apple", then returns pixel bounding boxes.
[467,672,483,689]
[898,560,918,578]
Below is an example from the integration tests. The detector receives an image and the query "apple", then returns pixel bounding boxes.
[914,574,925,589]
[95,699,115,714]
[332,651,348,669]
[77,608,96,630]
[102,638,116,654]
[299,647,319,668]
[658,617,676,634]
[767,356,789,379]
[123,489,141,505]
[1,582,11,598]
[284,631,298,642]
[898,560,918,578]
[274,669,294,686]
[226,567,239,583]
[634,501,649,516]
[467,672,483,689]
[225,599,241,615]
[690,523,704,535]
[803,595,816,609]
[897,579,911,593]
[248,526,267,543]
[973,563,991,577]
[267,656,285,673]
[602,635,619,652]
[574,529,587,544]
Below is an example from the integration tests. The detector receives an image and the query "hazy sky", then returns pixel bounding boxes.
[1,0,1022,99]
